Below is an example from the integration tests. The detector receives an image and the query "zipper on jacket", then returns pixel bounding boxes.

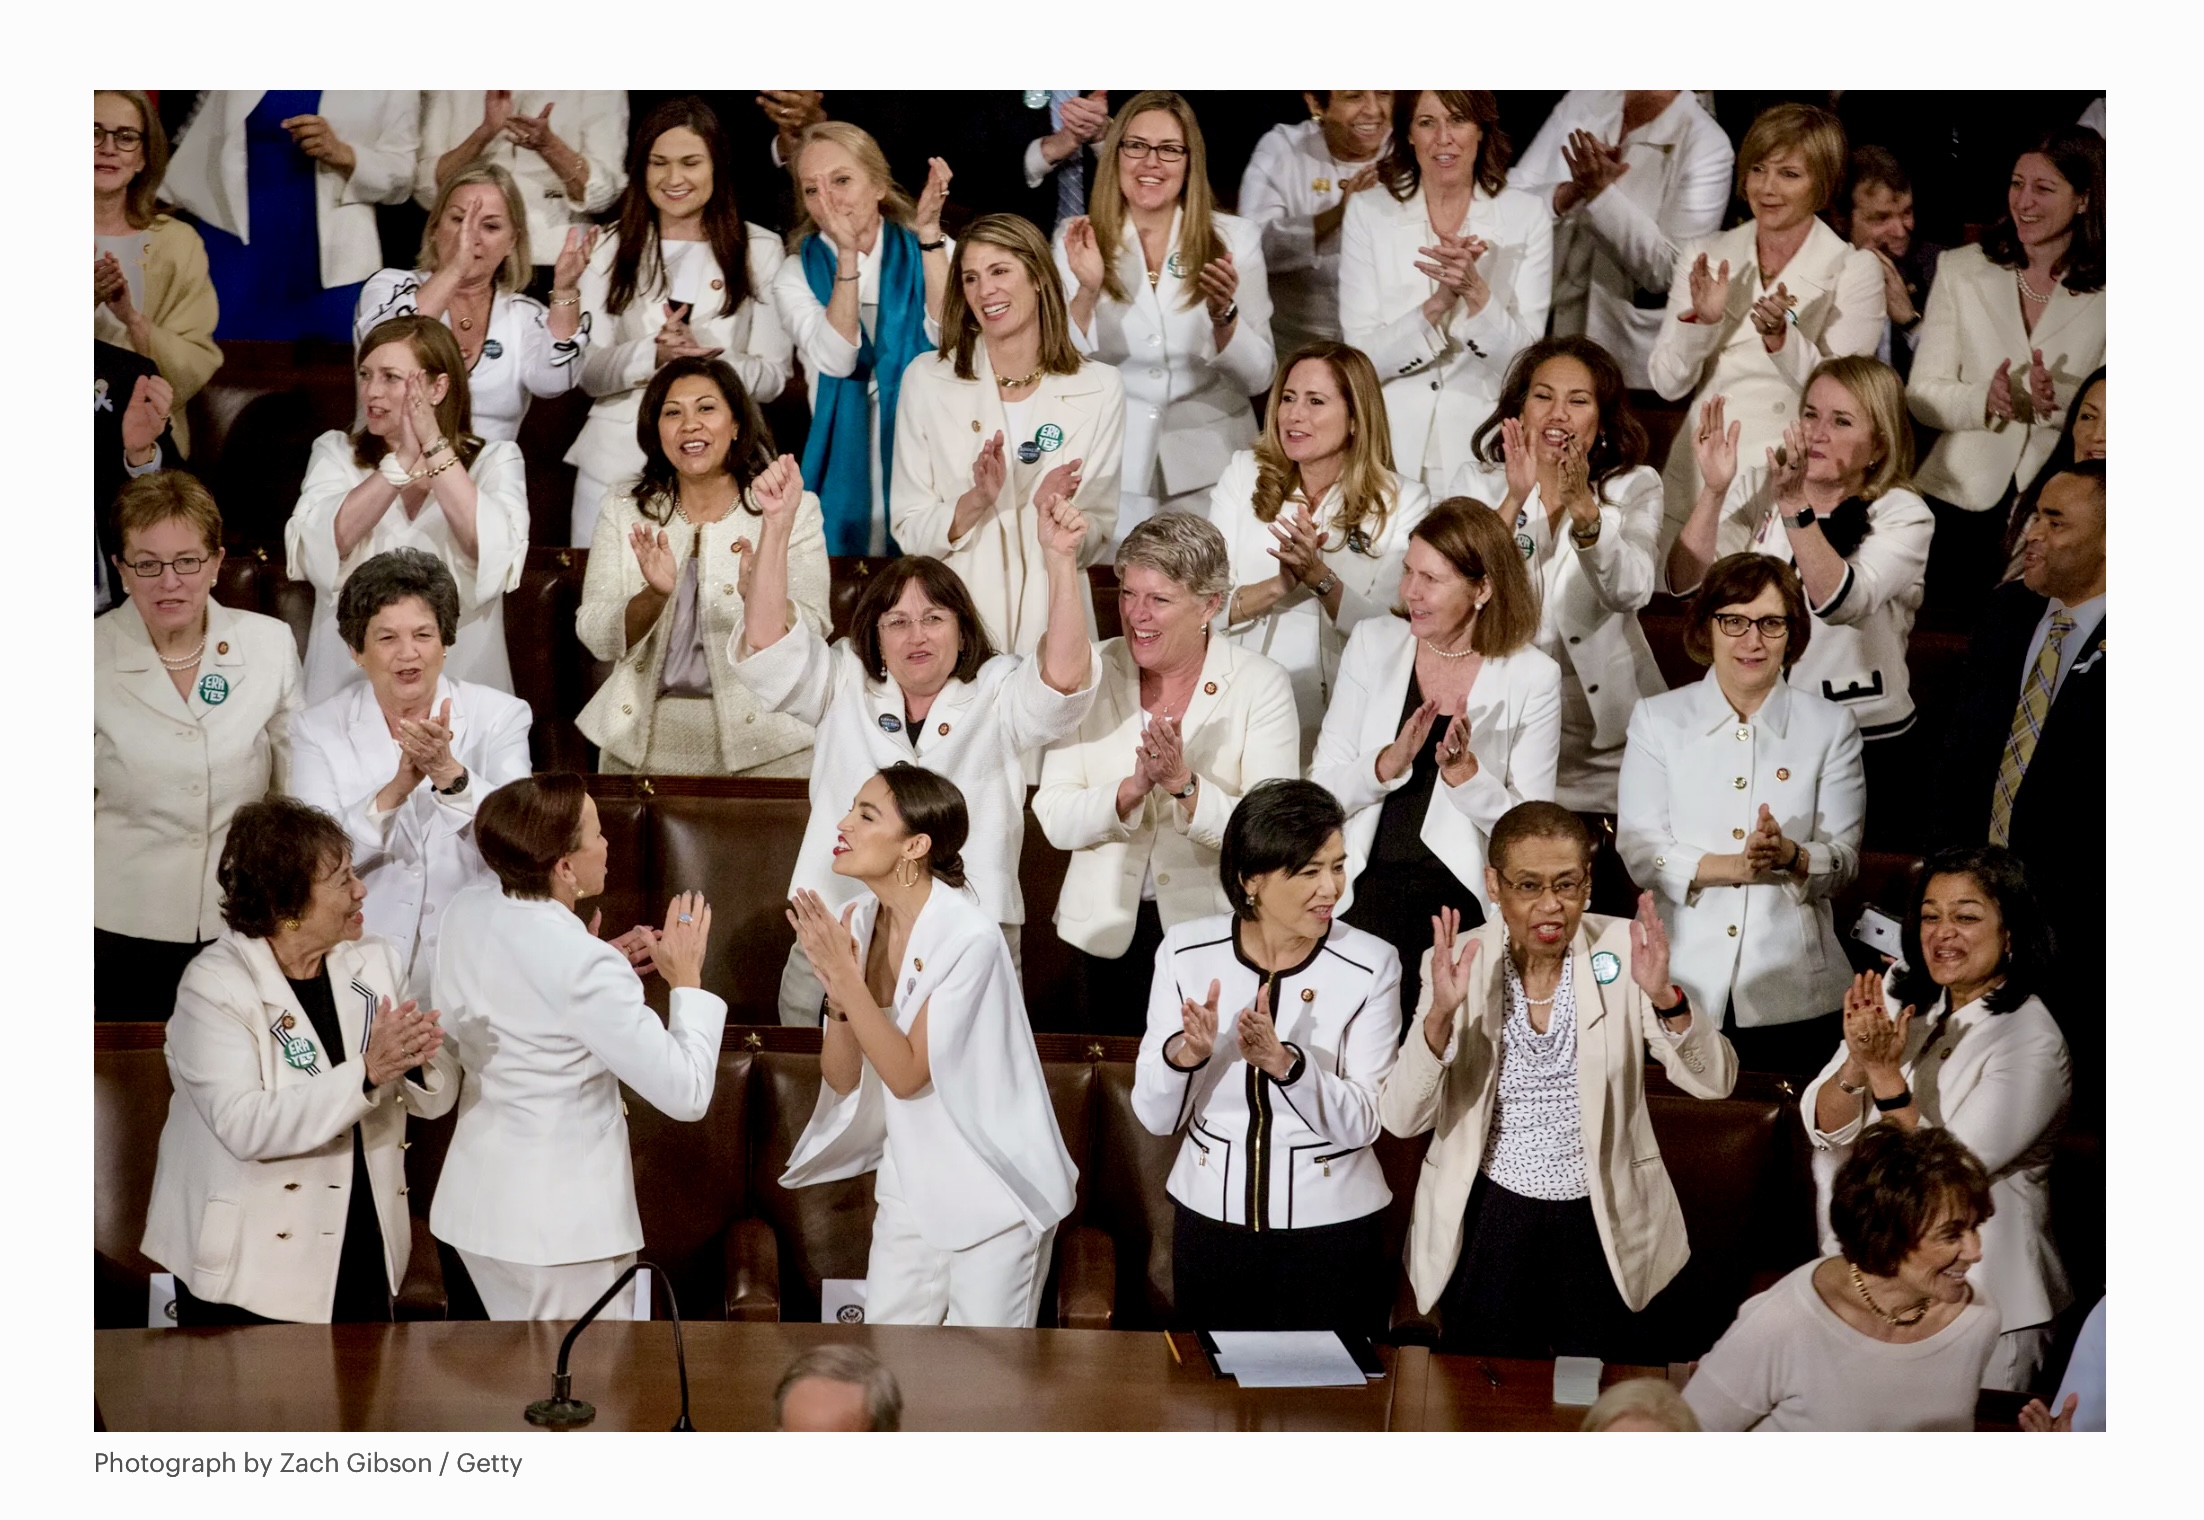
[1244,1062,1271,1232]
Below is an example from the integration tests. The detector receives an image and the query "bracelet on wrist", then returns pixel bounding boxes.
[1873,1087,1914,1113]
[917,236,947,252]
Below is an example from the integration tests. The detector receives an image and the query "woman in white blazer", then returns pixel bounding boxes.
[1804,847,2071,1392]
[578,360,831,776]
[414,91,628,280]
[1235,91,1394,354]
[160,90,419,342]
[96,474,301,1021]
[355,163,591,446]
[1509,91,1734,390]
[1617,555,1864,1079]
[1035,515,1301,1032]
[1310,499,1561,1024]
[1134,780,1402,1332]
[431,775,727,1321]
[1056,91,1275,539]
[569,99,796,547]
[1671,357,1932,845]
[771,122,954,559]
[290,552,534,1003]
[1379,805,1734,1358]
[1907,128,2105,614]
[1469,335,1666,815]
[287,316,527,704]
[141,797,458,1324]
[1647,103,1884,547]
[1338,90,1552,501]
[783,766,1077,1328]
[734,485,1098,1025]
[1209,340,1431,765]
[893,212,1123,656]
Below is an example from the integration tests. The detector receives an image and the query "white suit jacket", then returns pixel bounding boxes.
[780,886,1077,1248]
[1379,914,1736,1313]
[1034,633,1301,958]
[1236,118,1383,352]
[141,932,459,1323]
[355,274,585,445]
[94,598,301,946]
[1511,91,1734,389]
[429,886,729,1266]
[1616,672,1862,1028]
[567,226,795,488]
[162,91,420,289]
[286,433,529,704]
[889,346,1124,655]
[289,676,534,1002]
[1906,244,2107,510]
[1803,988,2071,1330]
[1054,208,1274,500]
[1207,449,1432,764]
[1646,218,1884,543]
[1308,616,1562,920]
[1338,181,1552,493]
[412,91,628,262]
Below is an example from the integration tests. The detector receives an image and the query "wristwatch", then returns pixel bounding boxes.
[1214,301,1239,325]
[1168,776,1199,800]
[436,768,470,797]
[1311,572,1338,598]
[1788,503,1817,530]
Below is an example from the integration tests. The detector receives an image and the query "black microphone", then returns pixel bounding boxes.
[524,1259,695,1431]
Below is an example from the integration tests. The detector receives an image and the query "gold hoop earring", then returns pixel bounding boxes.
[894,857,921,888]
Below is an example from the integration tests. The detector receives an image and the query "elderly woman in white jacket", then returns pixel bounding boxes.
[734,476,1098,1025]
[1646,102,1883,546]
[568,97,795,547]
[1056,91,1274,540]
[287,315,527,703]
[1802,846,2071,1392]
[893,211,1123,657]
[1208,340,1429,765]
[1617,554,1863,1080]
[1669,357,1933,846]
[1338,90,1551,501]
[141,797,458,1325]
[431,775,727,1321]
[1235,91,1394,354]
[1311,498,1561,1024]
[1469,335,1666,816]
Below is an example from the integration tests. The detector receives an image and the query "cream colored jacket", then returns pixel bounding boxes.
[93,215,222,455]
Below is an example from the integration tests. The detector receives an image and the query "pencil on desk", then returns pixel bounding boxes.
[1164,1331,1183,1366]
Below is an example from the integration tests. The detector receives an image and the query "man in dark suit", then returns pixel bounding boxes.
[95,339,177,612]
[1838,145,1942,382]
[1937,459,2105,1109]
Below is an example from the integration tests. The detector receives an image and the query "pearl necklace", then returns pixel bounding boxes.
[1848,1262,1931,1326]
[2015,270,2053,305]
[1420,636,1477,660]
[157,636,206,670]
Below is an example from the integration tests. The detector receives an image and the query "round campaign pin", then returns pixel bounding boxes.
[1017,441,1042,464]
[877,712,903,734]
[1023,90,1050,110]
[1165,251,1187,278]
[1515,533,1536,561]
[481,338,503,361]
[1036,422,1064,451]
[1590,950,1622,985]
[197,672,230,705]
[281,1035,319,1071]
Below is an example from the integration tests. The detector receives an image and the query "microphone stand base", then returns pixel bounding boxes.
[524,1397,597,1429]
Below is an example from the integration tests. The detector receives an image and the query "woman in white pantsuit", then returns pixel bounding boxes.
[783,765,1077,1327]
[430,774,726,1321]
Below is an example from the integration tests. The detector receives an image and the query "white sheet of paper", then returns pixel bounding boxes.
[148,1271,176,1329]
[822,1277,870,1326]
[633,1265,653,1320]
[1209,1331,1366,1388]
[1553,1355,1603,1406]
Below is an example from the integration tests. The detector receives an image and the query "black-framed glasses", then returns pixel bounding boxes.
[1711,613,1791,639]
[120,553,212,579]
[94,126,145,150]
[1118,137,1188,164]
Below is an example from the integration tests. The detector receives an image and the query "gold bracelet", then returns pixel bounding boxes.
[422,453,462,482]
[549,292,581,307]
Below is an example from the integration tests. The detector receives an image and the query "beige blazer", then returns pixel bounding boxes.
[1033,633,1301,958]
[1906,244,2106,511]
[140,932,459,1323]
[575,484,831,773]
[1379,914,1736,1314]
[92,215,222,455]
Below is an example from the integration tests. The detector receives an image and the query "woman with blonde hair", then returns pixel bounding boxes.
[770,120,954,558]
[355,161,592,445]
[892,211,1124,656]
[94,89,221,456]
[287,314,527,703]
[1310,499,1560,1020]
[1208,340,1430,763]
[1055,91,1274,540]
[1668,354,1930,843]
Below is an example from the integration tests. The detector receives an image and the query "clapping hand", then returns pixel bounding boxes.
[1742,803,1791,875]
[1424,905,1479,1057]
[363,996,443,1088]
[1627,890,1674,1003]
[400,372,442,467]
[1560,128,1630,207]
[2026,348,2057,422]
[1339,163,1381,198]
[1693,395,1741,500]
[588,909,660,979]
[1140,714,1192,801]
[1376,697,1440,783]
[785,889,860,1003]
[1237,983,1292,1080]
[502,100,560,157]
[629,522,677,595]
[654,890,714,991]
[2018,1393,2079,1433]
[756,90,826,147]
[1436,712,1477,786]
[1555,432,1597,532]
[655,302,722,365]
[96,251,128,307]
[1840,969,1912,1071]
[914,157,953,243]
[1036,487,1090,559]
[1750,282,1796,351]
[553,226,597,293]
[1198,249,1240,324]
[1769,421,1810,516]
[1416,230,1489,315]
[1173,978,1221,1065]
[1062,216,1107,295]
[968,430,1008,505]
[479,91,514,137]
[1060,90,1111,143]
[1871,249,1916,327]
[751,452,805,524]
[1687,252,1732,325]
[121,374,172,461]
[1498,416,1538,508]
[1266,501,1327,587]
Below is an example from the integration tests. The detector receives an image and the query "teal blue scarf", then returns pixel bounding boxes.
[799,224,930,555]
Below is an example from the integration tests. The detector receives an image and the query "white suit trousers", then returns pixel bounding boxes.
[460,1248,638,1322]
[863,1154,1056,1328]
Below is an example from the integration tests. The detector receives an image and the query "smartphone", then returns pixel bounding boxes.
[1851,905,1902,959]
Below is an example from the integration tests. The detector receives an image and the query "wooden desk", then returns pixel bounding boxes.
[1390,1350,1670,1431]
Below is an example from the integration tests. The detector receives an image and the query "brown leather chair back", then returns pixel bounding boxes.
[506,547,603,773]
[624,1049,754,1318]
[747,1049,877,1321]
[1018,800,1081,1032]
[213,548,273,621]
[94,1048,172,1327]
[641,780,810,1024]
[517,389,591,550]
[582,778,655,974]
[1085,1060,1190,1327]
[827,558,887,642]
[1089,565,1122,640]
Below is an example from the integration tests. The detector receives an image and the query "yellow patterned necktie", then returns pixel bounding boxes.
[1988,611,2074,846]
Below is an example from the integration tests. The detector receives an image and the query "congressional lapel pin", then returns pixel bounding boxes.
[937,722,951,736]
[1776,767,1790,781]
[481,338,503,362]
[1515,532,1535,561]
[1300,987,1315,1002]
[1036,422,1064,452]
[1165,251,1187,279]
[216,641,230,656]
[1590,951,1621,986]
[878,712,903,734]
[971,419,982,432]
[197,673,230,706]
[1024,89,1050,110]
[280,1014,297,1030]
[1203,682,1218,695]
[914,958,923,972]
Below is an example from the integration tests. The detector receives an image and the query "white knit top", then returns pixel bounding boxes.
[1481,947,1589,1200]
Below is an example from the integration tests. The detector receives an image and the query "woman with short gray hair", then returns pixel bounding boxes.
[1035,514,1300,1032]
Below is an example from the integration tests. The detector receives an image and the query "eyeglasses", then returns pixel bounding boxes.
[1711,613,1792,639]
[879,611,955,637]
[1497,874,1587,903]
[1118,137,1189,164]
[94,126,145,150]
[121,553,211,579]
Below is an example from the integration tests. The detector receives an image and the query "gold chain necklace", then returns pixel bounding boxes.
[995,364,1045,390]
[1848,1263,1931,1326]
